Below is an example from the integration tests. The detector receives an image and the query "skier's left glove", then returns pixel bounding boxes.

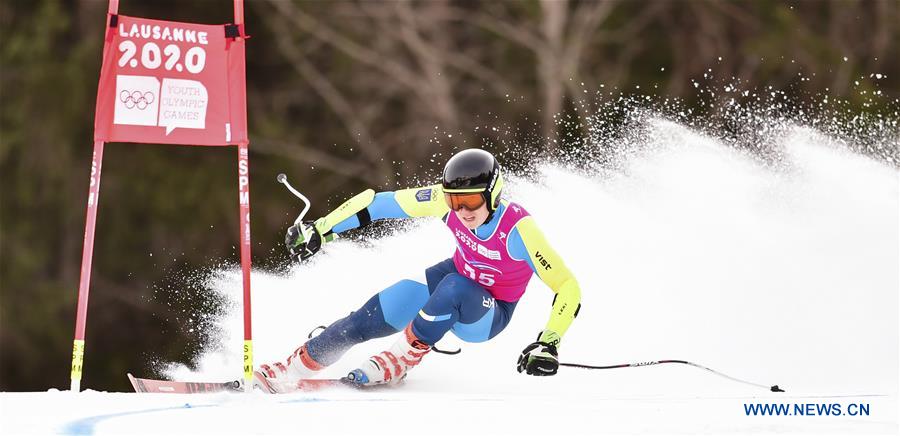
[516,329,560,376]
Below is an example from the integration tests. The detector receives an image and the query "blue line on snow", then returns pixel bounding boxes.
[60,403,218,435]
[59,397,393,435]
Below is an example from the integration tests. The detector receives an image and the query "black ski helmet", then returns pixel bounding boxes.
[442,149,504,213]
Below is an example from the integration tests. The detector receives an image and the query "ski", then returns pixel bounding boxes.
[127,373,353,394]
[251,370,371,393]
[128,373,243,393]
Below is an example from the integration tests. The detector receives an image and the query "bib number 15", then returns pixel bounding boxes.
[463,263,495,287]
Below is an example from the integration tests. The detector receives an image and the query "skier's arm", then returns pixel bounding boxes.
[507,217,581,342]
[287,185,448,262]
[321,185,450,235]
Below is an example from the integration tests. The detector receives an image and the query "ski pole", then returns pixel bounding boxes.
[559,360,784,392]
[276,173,311,226]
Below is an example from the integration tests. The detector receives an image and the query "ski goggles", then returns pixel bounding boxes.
[444,191,486,211]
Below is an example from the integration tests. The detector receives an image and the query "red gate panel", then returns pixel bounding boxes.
[94,15,248,146]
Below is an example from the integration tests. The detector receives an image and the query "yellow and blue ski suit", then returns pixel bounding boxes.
[304,185,581,365]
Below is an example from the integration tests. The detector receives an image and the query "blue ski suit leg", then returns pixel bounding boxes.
[305,259,516,365]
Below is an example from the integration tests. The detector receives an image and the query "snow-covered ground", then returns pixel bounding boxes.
[2,121,897,435]
[2,390,894,435]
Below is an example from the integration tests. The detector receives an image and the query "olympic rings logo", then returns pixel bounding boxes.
[119,90,155,110]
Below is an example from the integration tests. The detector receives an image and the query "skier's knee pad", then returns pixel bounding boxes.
[378,279,429,330]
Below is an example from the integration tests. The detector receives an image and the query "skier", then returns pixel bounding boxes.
[254,148,581,392]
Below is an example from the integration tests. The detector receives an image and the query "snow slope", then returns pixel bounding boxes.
[2,121,897,435]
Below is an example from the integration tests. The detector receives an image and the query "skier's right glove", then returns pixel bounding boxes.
[516,329,560,376]
[285,220,333,262]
